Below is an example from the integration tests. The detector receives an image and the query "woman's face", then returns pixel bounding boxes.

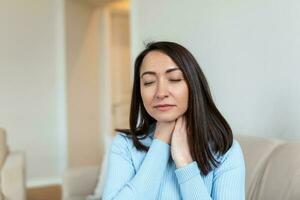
[140,51,189,122]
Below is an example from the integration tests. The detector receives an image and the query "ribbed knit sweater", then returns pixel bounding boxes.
[102,126,245,200]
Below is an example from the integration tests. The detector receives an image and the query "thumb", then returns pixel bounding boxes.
[173,116,183,133]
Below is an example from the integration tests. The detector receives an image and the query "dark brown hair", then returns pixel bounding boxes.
[116,41,233,176]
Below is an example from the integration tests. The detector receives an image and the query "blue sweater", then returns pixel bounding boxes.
[102,126,245,200]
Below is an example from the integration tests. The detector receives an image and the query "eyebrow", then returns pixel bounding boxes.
[140,68,180,78]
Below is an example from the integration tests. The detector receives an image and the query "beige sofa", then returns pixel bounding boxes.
[63,134,300,200]
[0,128,26,200]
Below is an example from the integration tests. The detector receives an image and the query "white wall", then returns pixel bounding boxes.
[110,6,131,130]
[65,0,108,168]
[0,0,128,186]
[0,0,67,185]
[131,0,300,139]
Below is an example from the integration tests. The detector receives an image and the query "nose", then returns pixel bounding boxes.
[155,80,169,99]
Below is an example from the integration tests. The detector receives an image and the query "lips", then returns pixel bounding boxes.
[154,104,175,108]
[154,104,175,111]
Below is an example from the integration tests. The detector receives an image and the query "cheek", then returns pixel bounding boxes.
[140,88,153,109]
[175,84,189,111]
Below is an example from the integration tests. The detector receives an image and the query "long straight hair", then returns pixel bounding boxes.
[116,41,233,176]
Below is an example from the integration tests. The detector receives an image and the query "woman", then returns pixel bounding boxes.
[102,41,245,200]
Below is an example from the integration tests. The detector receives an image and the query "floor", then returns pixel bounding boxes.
[27,185,62,200]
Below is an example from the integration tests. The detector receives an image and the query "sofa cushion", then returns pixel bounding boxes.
[234,134,284,200]
[255,142,300,200]
[87,134,113,199]
[1,152,26,200]
[0,128,8,199]
[0,129,8,169]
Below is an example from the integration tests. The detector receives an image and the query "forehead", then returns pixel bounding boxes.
[140,51,179,74]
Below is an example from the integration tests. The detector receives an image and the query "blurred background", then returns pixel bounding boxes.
[0,0,299,199]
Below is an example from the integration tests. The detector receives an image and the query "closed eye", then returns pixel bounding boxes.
[170,79,182,82]
[143,79,182,86]
[144,81,155,86]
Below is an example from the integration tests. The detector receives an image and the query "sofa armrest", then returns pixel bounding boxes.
[1,151,26,200]
[63,166,100,200]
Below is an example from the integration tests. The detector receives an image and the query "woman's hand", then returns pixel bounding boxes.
[154,121,176,145]
[171,116,194,168]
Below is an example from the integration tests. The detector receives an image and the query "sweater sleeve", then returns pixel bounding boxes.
[102,133,171,200]
[174,140,245,200]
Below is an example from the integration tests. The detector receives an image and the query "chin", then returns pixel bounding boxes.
[152,113,180,123]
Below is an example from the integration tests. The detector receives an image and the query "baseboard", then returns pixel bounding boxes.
[27,176,63,188]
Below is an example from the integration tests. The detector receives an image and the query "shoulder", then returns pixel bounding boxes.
[109,132,152,164]
[223,139,244,162]
[109,132,134,154]
[112,132,131,145]
[112,130,153,148]
[110,131,150,149]
[213,139,245,175]
[220,139,245,165]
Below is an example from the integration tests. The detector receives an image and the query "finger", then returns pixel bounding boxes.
[176,116,184,133]
[171,120,177,133]
[178,116,187,135]
[173,117,181,133]
[180,116,186,131]
[182,116,186,130]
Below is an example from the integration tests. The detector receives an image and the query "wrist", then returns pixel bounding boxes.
[175,157,194,168]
